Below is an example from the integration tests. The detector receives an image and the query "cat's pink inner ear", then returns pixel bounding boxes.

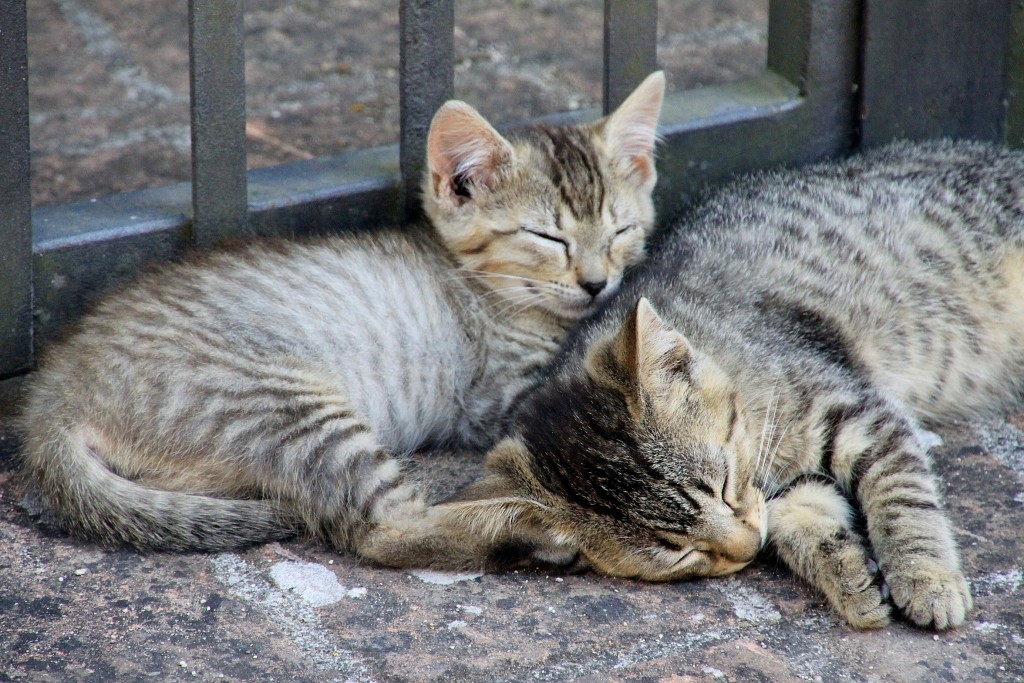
[629,154,654,183]
[604,71,665,183]
[427,101,513,204]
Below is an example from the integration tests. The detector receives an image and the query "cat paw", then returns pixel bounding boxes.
[885,561,972,630]
[831,556,891,629]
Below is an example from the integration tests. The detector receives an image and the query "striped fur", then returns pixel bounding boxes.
[361,140,1024,631]
[17,73,666,553]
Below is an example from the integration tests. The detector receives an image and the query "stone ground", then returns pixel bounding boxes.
[5,1,1024,681]
[2,408,1024,682]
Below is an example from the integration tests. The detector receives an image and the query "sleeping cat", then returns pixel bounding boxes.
[17,72,665,553]
[360,140,1024,631]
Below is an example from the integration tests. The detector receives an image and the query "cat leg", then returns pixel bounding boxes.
[190,374,426,552]
[358,439,582,571]
[270,421,430,552]
[356,503,497,571]
[768,478,890,629]
[357,492,583,572]
[827,400,971,630]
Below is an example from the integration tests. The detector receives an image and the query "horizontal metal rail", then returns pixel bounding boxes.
[3,0,1023,382]
[15,0,863,359]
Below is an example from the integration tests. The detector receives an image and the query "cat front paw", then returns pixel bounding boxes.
[832,556,891,629]
[885,560,972,630]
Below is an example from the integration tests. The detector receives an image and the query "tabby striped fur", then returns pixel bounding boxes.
[17,73,666,553]
[361,140,1024,631]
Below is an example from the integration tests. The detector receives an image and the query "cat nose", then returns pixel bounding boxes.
[580,279,607,298]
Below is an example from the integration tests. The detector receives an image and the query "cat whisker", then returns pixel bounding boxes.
[763,475,785,500]
[758,411,792,490]
[754,386,778,479]
[471,284,542,306]
[758,456,781,495]
[488,282,550,293]
[762,385,786,472]
[759,417,793,495]
[451,268,549,286]
[754,425,778,491]
[484,291,550,320]
[739,386,778,415]
[440,275,538,297]
[758,456,786,497]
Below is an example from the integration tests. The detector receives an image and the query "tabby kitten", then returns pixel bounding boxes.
[361,140,1024,631]
[17,72,666,553]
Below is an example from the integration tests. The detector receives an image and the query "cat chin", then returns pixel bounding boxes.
[540,299,601,321]
[547,289,619,319]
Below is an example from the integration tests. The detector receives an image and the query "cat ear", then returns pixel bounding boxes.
[615,297,695,392]
[602,71,665,186]
[633,297,695,377]
[587,296,693,401]
[427,100,515,207]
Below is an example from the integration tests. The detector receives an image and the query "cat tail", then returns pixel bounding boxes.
[19,423,299,552]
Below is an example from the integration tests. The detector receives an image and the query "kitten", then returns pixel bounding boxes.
[17,72,666,553]
[361,140,1024,631]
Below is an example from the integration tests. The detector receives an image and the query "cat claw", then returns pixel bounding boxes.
[865,558,890,600]
[837,583,891,630]
[885,561,973,630]
[831,551,891,629]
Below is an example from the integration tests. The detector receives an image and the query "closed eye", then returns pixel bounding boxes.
[522,227,565,244]
[654,531,689,552]
[522,227,569,252]
[656,536,684,551]
[671,549,698,567]
[694,481,715,497]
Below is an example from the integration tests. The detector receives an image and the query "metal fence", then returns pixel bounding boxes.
[2,0,1023,385]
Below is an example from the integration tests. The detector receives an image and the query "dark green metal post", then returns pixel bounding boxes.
[0,0,33,377]
[189,0,249,247]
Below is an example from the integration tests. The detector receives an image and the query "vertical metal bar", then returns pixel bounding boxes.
[1007,0,1024,149]
[603,0,658,115]
[400,0,454,221]
[188,0,248,248]
[765,0,811,92]
[0,0,33,377]
[860,0,1012,147]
